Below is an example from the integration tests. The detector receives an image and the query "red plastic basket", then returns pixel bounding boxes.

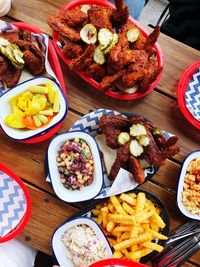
[89,258,148,267]
[2,22,68,144]
[52,0,163,100]
[177,60,200,129]
[0,162,31,243]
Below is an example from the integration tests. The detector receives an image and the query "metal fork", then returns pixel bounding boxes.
[152,222,200,267]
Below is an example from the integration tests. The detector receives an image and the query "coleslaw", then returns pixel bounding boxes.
[61,224,110,265]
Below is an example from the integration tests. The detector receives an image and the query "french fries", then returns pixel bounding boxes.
[91,192,168,262]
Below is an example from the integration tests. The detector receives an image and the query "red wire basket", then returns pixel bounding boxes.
[89,258,148,267]
[177,60,200,129]
[0,162,31,243]
[52,0,163,100]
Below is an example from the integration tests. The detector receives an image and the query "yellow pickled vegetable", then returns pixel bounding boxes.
[39,109,53,116]
[36,114,48,124]
[5,107,25,129]
[28,85,49,94]
[33,115,42,127]
[5,81,60,130]
[46,82,55,104]
[53,89,60,113]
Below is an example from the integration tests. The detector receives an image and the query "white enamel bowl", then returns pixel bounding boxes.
[52,217,112,267]
[0,77,68,141]
[47,131,103,202]
[177,150,200,220]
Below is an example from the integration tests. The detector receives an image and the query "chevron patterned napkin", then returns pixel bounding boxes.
[185,67,200,121]
[0,171,27,237]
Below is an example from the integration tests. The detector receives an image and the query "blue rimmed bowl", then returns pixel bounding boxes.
[47,131,104,202]
[52,216,112,267]
[177,150,200,220]
[0,76,68,141]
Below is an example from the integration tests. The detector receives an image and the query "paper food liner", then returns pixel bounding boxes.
[185,67,200,121]
[0,170,27,237]
[46,109,168,199]
[0,20,58,96]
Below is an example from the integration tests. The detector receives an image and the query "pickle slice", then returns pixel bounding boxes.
[118,132,130,145]
[103,33,118,54]
[93,46,105,65]
[0,43,24,69]
[98,28,113,47]
[126,28,140,43]
[130,124,147,137]
[137,135,150,147]
[129,140,144,157]
[80,24,97,44]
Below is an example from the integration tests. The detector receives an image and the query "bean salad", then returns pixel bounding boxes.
[57,138,94,190]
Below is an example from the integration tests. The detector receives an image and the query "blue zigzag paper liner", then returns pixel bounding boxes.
[0,171,27,237]
[0,20,58,96]
[185,67,200,121]
[46,109,173,199]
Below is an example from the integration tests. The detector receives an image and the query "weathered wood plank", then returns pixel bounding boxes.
[18,183,78,255]
[0,111,80,194]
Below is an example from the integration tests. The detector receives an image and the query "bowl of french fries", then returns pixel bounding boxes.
[84,189,169,264]
[0,76,68,141]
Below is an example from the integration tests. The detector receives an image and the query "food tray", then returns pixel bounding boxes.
[177,60,200,129]
[0,21,67,144]
[45,109,174,200]
[0,162,31,243]
[52,0,163,100]
[52,189,170,265]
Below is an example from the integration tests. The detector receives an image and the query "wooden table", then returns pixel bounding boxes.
[1,0,200,266]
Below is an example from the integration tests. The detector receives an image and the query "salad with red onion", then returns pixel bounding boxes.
[56,138,94,190]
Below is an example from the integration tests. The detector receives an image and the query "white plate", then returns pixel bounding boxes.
[177,150,200,220]
[52,217,112,267]
[0,77,68,140]
[47,131,103,202]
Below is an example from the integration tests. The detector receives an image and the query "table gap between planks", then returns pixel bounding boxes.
[0,0,200,266]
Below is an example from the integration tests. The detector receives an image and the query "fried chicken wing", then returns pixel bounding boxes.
[22,50,45,76]
[131,31,146,50]
[99,114,129,149]
[48,13,81,42]
[84,63,106,81]
[99,114,129,129]
[60,6,88,28]
[99,114,180,183]
[19,30,32,42]
[88,6,113,30]
[16,40,45,76]
[62,41,84,59]
[144,26,160,57]
[70,44,96,71]
[0,56,8,75]
[129,156,145,184]
[109,142,130,180]
[1,32,19,43]
[100,70,125,90]
[111,0,129,27]
[139,59,162,91]
[1,64,22,88]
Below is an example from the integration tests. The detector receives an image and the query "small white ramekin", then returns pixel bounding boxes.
[0,0,12,17]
